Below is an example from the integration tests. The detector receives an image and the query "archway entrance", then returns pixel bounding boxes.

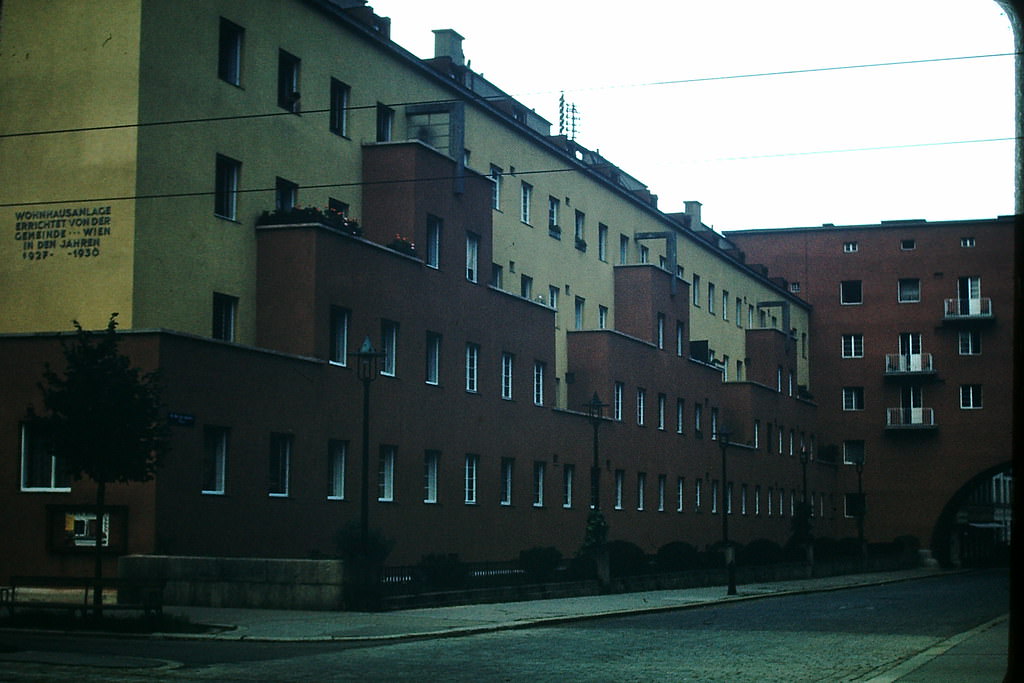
[931,462,1013,567]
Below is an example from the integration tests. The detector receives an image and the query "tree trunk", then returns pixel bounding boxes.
[92,480,106,619]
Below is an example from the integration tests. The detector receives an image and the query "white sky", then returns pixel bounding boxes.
[369,0,1016,230]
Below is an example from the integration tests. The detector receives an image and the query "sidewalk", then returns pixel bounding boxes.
[159,567,959,642]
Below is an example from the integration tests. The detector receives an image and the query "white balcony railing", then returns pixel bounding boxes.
[884,353,934,375]
[886,407,936,429]
[943,298,992,319]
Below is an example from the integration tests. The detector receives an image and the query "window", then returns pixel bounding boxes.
[501,352,514,400]
[490,166,503,209]
[753,420,760,448]
[676,477,685,512]
[676,322,685,357]
[613,382,624,421]
[657,393,666,430]
[767,487,774,516]
[695,478,703,510]
[218,18,244,85]
[212,292,238,341]
[328,440,346,500]
[636,388,646,426]
[598,305,608,329]
[657,475,667,512]
[708,282,715,314]
[960,385,983,409]
[381,321,398,377]
[574,210,586,248]
[722,290,729,320]
[897,278,921,303]
[711,407,719,440]
[900,238,916,250]
[465,343,479,392]
[619,235,629,264]
[275,177,298,211]
[843,440,865,466]
[548,196,560,232]
[520,182,533,224]
[533,461,545,507]
[425,215,442,268]
[735,298,743,327]
[425,332,441,385]
[614,470,624,509]
[465,232,479,282]
[329,78,350,135]
[465,454,479,504]
[548,285,559,311]
[375,103,394,141]
[754,485,761,515]
[636,472,646,510]
[202,426,228,495]
[521,275,533,299]
[694,403,703,437]
[842,334,864,358]
[840,280,862,305]
[961,237,976,248]
[657,313,665,349]
[277,50,301,112]
[843,241,859,253]
[20,422,69,491]
[491,264,504,288]
[692,274,701,306]
[533,361,545,406]
[676,398,685,434]
[500,457,514,505]
[640,245,649,263]
[574,297,585,330]
[598,224,608,261]
[959,330,982,355]
[378,446,395,501]
[422,451,439,503]
[842,387,865,411]
[711,480,719,514]
[269,434,291,497]
[329,307,349,365]
[562,464,574,508]
[214,154,240,219]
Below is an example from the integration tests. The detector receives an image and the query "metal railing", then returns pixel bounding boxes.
[884,353,934,374]
[943,298,992,319]
[885,407,936,428]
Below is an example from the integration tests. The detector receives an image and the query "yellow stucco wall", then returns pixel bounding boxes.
[0,0,142,332]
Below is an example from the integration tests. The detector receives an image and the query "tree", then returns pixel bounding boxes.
[38,314,168,617]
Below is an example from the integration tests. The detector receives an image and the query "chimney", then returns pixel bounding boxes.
[683,200,703,230]
[433,29,465,66]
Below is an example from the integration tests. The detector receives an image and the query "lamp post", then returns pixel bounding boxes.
[585,392,608,511]
[355,336,384,558]
[718,429,736,595]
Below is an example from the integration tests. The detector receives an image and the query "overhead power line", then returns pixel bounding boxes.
[1,136,1014,209]
[0,52,1013,140]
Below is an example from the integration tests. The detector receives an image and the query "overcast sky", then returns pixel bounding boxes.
[369,0,1016,230]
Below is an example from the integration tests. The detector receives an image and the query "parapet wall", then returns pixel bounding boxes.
[119,555,345,610]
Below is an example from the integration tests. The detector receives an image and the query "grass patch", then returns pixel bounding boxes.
[0,610,215,634]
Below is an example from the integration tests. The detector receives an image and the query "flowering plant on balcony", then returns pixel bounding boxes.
[387,234,417,256]
[256,205,362,236]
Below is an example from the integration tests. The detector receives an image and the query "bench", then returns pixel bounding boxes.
[1,576,166,617]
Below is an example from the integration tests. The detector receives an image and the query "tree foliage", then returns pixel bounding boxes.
[39,314,167,486]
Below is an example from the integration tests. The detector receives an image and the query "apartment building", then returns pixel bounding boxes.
[1,0,1005,580]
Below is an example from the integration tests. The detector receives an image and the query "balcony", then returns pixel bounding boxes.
[884,353,935,378]
[885,407,936,430]
[942,298,993,323]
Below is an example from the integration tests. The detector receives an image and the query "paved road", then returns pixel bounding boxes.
[0,569,1008,682]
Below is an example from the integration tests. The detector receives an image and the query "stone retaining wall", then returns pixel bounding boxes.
[118,555,344,610]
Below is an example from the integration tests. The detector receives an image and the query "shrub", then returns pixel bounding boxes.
[607,540,649,577]
[656,541,701,571]
[738,539,785,566]
[519,546,563,583]
[417,553,468,590]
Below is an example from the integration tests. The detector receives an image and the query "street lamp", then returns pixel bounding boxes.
[718,428,736,595]
[585,392,608,511]
[355,336,384,558]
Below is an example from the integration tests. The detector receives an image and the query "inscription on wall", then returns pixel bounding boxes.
[13,204,113,262]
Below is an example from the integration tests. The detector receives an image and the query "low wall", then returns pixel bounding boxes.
[119,555,345,610]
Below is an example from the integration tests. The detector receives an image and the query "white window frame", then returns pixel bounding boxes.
[840,280,863,305]
[842,334,864,358]
[464,454,479,504]
[378,446,395,502]
[425,332,441,385]
[636,472,646,511]
[636,388,646,426]
[426,215,442,269]
[533,361,545,406]
[613,382,624,421]
[842,387,865,411]
[202,426,228,495]
[500,457,513,505]
[424,451,439,504]
[214,154,240,220]
[381,321,398,377]
[329,306,349,366]
[897,278,921,303]
[465,343,479,393]
[676,477,685,512]
[501,352,514,400]
[218,18,244,86]
[20,422,70,492]
[614,469,624,510]
[269,434,291,497]
[562,464,574,509]
[533,461,545,507]
[657,393,666,431]
[960,384,983,409]
[490,166,502,210]
[657,474,667,512]
[520,182,533,224]
[958,330,982,355]
[328,440,346,500]
[465,232,480,283]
